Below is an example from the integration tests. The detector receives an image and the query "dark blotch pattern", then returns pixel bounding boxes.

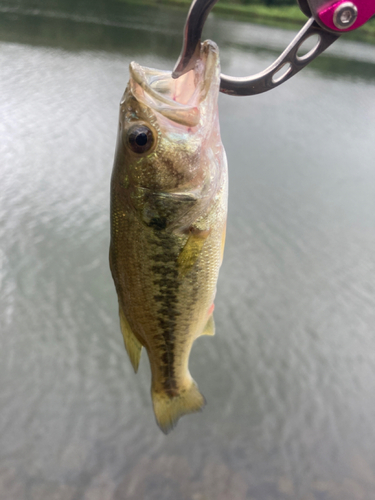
[147,217,168,230]
[149,231,182,397]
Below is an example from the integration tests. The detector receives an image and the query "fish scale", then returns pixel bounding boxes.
[110,40,228,433]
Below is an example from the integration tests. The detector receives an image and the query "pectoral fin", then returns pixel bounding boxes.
[178,228,211,277]
[119,306,142,373]
[201,314,215,336]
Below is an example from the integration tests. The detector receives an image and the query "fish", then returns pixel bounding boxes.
[109,40,228,434]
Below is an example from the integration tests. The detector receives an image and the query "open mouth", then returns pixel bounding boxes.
[128,41,219,127]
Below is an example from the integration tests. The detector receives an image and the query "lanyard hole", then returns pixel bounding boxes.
[296,34,321,62]
[272,63,292,84]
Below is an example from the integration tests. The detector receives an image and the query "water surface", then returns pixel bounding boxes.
[1,3,375,499]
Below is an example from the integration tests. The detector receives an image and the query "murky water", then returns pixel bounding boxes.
[1,2,375,499]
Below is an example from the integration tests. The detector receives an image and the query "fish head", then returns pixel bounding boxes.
[114,40,223,196]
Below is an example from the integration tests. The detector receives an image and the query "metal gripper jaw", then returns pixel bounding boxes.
[172,0,374,96]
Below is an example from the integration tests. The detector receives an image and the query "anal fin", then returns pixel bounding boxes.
[119,306,142,373]
[201,314,215,336]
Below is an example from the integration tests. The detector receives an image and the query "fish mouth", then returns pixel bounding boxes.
[128,40,220,128]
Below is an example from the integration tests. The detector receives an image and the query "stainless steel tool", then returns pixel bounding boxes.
[172,0,375,95]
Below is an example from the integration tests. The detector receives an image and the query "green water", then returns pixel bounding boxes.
[1,2,375,499]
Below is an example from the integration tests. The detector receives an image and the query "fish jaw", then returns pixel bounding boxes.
[127,39,220,130]
[109,40,228,433]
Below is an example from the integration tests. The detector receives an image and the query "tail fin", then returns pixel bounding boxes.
[152,381,206,434]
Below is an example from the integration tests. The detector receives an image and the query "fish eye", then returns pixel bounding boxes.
[126,124,155,154]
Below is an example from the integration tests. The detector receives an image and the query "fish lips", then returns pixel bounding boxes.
[127,40,220,128]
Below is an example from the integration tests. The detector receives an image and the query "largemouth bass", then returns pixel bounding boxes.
[109,40,227,434]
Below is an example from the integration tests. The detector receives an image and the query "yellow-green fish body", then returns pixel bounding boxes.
[110,41,227,433]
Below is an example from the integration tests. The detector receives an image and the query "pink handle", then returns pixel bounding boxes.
[319,0,375,32]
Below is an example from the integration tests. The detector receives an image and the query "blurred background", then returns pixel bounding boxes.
[1,1,375,499]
